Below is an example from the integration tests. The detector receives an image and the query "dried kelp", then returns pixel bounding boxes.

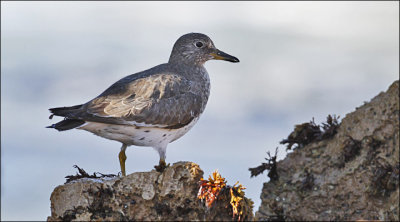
[65,165,117,184]
[249,147,279,180]
[281,114,340,150]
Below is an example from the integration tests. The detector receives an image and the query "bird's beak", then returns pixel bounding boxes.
[210,49,240,63]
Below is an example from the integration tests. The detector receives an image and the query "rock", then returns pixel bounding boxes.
[48,161,254,221]
[255,80,399,221]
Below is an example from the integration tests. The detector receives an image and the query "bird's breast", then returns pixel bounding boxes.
[77,117,199,147]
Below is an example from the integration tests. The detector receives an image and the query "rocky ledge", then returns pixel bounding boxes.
[255,81,399,221]
[47,161,253,221]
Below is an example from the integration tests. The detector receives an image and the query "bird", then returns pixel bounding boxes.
[47,33,239,176]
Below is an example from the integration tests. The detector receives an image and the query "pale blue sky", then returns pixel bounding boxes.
[1,1,399,220]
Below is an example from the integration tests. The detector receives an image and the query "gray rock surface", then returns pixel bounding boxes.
[48,161,254,221]
[256,80,399,221]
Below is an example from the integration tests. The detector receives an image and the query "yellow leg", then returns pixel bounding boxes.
[119,144,127,176]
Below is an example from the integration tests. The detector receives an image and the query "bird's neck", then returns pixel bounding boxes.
[168,54,205,67]
[166,62,208,86]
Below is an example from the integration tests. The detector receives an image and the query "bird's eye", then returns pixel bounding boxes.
[195,41,204,48]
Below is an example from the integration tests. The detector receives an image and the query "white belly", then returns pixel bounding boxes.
[77,117,199,147]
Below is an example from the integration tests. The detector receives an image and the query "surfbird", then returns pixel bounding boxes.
[47,33,239,176]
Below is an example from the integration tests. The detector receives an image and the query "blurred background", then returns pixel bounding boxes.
[1,1,398,220]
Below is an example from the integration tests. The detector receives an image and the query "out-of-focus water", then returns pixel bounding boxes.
[1,2,398,220]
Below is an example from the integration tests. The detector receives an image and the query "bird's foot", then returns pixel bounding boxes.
[154,159,170,172]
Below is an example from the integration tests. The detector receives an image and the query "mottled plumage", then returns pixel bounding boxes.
[48,33,239,175]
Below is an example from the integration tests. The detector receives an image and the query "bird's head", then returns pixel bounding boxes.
[169,33,239,65]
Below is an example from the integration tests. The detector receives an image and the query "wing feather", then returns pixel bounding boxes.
[83,73,205,128]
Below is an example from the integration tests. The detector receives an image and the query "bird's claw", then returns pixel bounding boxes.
[154,159,169,172]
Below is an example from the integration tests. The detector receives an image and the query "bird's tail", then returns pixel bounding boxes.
[47,104,85,131]
[46,119,85,131]
[48,104,83,118]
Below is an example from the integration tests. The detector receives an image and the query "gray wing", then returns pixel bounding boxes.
[81,73,204,128]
